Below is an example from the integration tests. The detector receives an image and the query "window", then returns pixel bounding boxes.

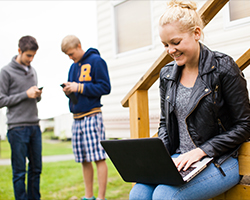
[225,1,250,28]
[229,1,250,21]
[113,0,152,54]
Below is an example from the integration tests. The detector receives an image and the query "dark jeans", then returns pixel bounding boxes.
[7,126,42,200]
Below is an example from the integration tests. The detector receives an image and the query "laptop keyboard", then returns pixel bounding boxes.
[180,166,196,177]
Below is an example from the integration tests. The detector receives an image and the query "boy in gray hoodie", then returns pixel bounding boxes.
[0,35,42,200]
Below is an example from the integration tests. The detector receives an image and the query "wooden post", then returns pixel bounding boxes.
[129,90,150,138]
[238,142,250,175]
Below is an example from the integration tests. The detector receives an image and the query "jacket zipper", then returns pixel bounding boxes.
[213,85,219,102]
[218,118,226,132]
[213,162,226,176]
[213,118,228,176]
[184,90,212,147]
[213,145,240,177]
[184,90,227,176]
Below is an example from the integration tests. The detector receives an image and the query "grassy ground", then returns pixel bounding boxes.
[0,132,131,200]
[0,159,131,200]
[0,138,11,159]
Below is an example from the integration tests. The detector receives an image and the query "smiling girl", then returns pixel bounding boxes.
[129,1,250,199]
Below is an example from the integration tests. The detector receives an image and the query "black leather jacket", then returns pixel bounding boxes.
[158,43,250,167]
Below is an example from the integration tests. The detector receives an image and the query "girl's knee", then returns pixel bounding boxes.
[129,183,155,200]
[152,184,177,200]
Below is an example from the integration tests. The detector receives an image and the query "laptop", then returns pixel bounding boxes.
[101,137,213,185]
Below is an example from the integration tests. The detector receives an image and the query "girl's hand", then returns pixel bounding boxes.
[173,148,207,171]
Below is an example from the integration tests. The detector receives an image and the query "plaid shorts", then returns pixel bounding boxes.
[72,112,106,163]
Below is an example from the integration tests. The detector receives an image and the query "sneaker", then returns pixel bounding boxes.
[96,198,107,200]
[81,196,96,200]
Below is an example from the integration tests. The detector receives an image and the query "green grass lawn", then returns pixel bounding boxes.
[0,138,11,158]
[0,159,131,200]
[0,132,131,200]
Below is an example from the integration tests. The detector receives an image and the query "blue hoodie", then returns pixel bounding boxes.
[67,48,111,115]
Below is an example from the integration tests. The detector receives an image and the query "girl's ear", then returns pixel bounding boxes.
[194,26,201,41]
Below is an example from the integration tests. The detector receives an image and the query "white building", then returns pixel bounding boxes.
[54,113,73,140]
[40,118,54,133]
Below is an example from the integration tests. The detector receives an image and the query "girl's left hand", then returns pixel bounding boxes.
[173,148,207,171]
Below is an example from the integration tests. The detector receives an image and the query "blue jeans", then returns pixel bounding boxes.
[129,155,240,200]
[7,126,42,200]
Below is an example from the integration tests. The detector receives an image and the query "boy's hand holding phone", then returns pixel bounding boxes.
[61,83,78,104]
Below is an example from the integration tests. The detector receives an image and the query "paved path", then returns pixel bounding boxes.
[0,154,75,166]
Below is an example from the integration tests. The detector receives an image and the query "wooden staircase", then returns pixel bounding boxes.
[121,0,250,199]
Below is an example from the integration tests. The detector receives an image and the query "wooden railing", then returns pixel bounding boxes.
[237,48,250,71]
[121,0,250,199]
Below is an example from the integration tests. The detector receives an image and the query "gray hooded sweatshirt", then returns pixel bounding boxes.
[0,56,40,129]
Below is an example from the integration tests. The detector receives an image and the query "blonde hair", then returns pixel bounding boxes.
[159,0,204,35]
[61,35,81,53]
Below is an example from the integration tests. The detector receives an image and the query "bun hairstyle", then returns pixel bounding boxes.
[159,0,204,36]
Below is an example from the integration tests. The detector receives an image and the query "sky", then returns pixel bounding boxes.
[0,1,98,119]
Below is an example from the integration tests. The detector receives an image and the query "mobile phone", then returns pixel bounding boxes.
[60,83,78,104]
[60,83,66,88]
[38,87,43,90]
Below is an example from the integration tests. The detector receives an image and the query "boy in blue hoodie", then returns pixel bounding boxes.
[61,35,111,200]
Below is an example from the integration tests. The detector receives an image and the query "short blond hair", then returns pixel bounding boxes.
[61,35,81,53]
[159,0,204,36]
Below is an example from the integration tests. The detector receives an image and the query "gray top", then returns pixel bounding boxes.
[0,56,41,129]
[175,83,196,154]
